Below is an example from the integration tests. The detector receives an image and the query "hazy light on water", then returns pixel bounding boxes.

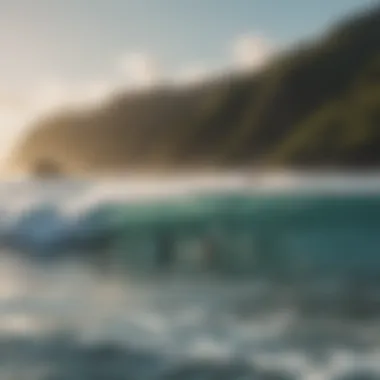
[0,174,380,378]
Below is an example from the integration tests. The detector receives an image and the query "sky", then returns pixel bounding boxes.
[0,0,376,162]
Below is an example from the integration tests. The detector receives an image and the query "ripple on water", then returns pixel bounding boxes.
[1,257,380,379]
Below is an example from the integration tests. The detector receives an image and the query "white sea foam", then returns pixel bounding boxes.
[1,171,380,217]
[0,250,377,379]
[0,172,379,379]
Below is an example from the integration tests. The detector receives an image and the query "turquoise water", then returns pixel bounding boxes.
[2,177,380,379]
[7,190,380,280]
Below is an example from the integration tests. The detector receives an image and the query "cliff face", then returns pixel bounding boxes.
[9,5,380,176]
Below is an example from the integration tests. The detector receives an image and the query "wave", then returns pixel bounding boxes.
[1,250,380,380]
[2,173,380,378]
[1,172,380,280]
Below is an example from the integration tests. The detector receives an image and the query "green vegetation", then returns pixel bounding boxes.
[9,5,380,175]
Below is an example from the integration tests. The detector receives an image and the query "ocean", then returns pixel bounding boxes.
[1,172,380,379]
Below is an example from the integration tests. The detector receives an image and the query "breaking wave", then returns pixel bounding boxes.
[1,172,380,379]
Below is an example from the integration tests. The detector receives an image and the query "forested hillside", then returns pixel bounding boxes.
[10,5,380,175]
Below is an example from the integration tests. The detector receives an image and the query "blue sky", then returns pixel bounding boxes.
[0,0,376,92]
[0,0,376,162]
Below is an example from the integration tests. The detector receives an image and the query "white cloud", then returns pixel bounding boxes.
[118,52,160,88]
[174,64,209,86]
[31,79,71,113]
[76,81,115,106]
[231,35,274,72]
[30,78,117,113]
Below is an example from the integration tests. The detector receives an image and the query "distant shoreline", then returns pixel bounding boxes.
[2,170,380,195]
